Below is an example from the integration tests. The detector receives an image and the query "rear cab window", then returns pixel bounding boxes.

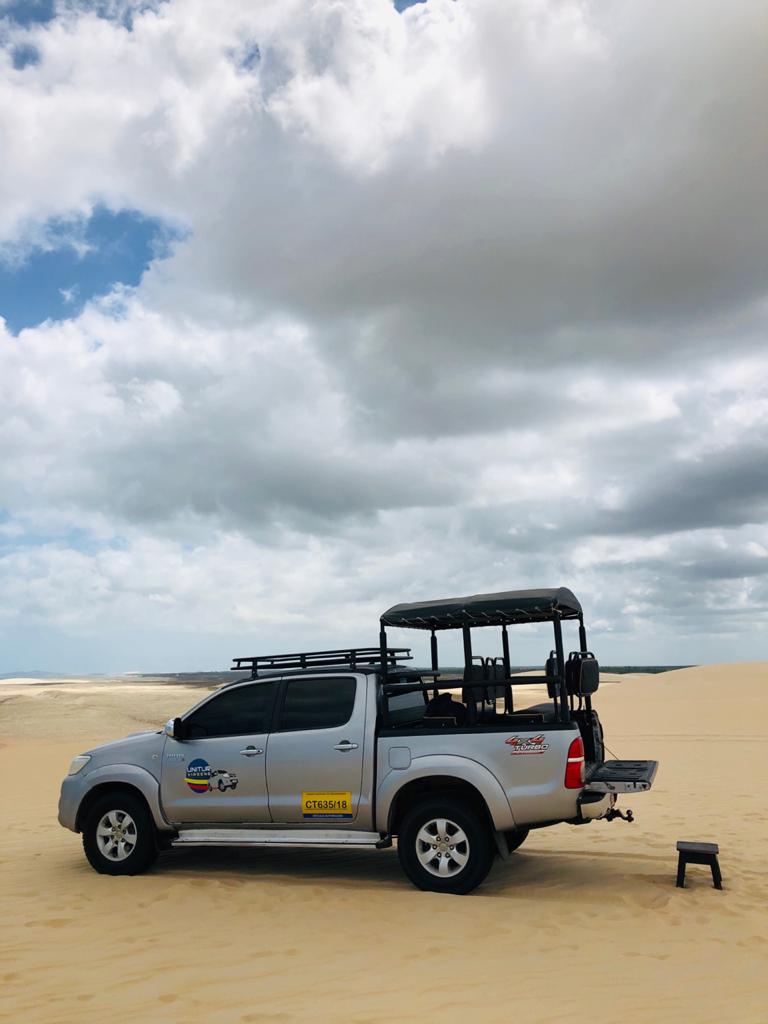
[277,676,356,731]
[386,688,427,728]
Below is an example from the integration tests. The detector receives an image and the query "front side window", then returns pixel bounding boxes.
[278,677,356,731]
[185,681,276,739]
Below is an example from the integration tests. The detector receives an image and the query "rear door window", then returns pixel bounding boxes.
[185,681,277,738]
[278,677,356,731]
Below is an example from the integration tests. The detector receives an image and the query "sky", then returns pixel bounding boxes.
[0,0,766,674]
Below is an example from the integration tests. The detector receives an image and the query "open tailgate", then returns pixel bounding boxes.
[585,759,658,794]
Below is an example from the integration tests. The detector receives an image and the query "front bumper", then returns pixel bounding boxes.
[58,776,85,832]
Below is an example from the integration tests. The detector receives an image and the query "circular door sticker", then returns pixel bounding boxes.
[185,757,211,793]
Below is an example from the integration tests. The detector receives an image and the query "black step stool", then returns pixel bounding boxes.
[676,841,722,890]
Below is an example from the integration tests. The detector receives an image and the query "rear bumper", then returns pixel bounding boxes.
[576,790,615,821]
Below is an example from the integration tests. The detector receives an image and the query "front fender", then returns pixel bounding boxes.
[376,754,516,833]
[67,764,172,833]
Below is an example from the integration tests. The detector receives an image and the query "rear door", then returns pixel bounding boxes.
[160,679,277,824]
[266,675,366,824]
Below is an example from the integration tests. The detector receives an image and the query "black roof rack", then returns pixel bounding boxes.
[231,646,412,676]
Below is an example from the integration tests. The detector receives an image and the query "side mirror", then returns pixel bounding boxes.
[164,717,186,740]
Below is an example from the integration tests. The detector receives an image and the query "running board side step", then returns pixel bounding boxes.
[172,828,392,849]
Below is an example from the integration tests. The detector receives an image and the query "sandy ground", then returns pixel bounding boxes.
[1,664,767,1024]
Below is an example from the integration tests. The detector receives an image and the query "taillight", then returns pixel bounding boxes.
[564,736,585,789]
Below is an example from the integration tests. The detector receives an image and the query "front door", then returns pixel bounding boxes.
[266,675,366,824]
[160,679,277,824]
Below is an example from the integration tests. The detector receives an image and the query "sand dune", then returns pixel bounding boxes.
[1,664,766,1023]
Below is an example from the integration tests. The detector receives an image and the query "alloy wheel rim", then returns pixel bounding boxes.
[96,809,137,861]
[415,817,470,878]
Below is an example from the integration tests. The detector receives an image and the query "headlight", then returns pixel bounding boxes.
[67,755,91,776]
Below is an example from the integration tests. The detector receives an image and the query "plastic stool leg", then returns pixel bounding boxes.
[710,858,723,890]
[676,854,686,888]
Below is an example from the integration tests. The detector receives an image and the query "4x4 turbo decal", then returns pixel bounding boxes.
[185,758,239,793]
[506,735,549,755]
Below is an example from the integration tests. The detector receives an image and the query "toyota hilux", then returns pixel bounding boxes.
[58,587,658,894]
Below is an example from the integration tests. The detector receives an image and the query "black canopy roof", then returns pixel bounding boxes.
[381,587,582,630]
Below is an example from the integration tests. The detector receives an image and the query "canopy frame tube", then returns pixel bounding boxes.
[378,612,571,722]
[579,613,592,714]
[552,613,569,722]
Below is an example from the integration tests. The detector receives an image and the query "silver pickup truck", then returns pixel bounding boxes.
[58,587,658,894]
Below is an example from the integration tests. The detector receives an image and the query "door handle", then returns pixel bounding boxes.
[334,741,359,752]
[239,746,263,757]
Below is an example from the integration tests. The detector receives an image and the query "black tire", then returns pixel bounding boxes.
[82,791,158,876]
[505,828,530,853]
[397,798,494,895]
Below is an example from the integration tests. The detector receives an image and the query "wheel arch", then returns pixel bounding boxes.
[74,765,171,833]
[380,758,516,834]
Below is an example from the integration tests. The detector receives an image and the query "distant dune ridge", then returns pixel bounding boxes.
[1,663,766,1023]
[0,664,696,687]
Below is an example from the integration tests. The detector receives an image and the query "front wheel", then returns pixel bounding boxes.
[82,791,158,876]
[397,799,494,894]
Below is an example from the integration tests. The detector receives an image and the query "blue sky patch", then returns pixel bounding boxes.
[11,42,40,68]
[1,1,171,31]
[1,0,55,26]
[0,207,180,334]
[88,1,167,32]
[238,40,260,72]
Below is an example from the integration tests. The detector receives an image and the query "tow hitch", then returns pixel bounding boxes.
[605,807,634,823]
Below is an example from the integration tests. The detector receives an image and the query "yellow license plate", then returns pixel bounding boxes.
[302,791,353,818]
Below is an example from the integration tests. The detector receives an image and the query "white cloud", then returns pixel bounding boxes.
[0,0,767,670]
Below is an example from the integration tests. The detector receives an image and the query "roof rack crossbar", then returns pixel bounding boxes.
[231,647,412,674]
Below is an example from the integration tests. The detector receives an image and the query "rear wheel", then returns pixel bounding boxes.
[82,791,158,876]
[397,798,494,894]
